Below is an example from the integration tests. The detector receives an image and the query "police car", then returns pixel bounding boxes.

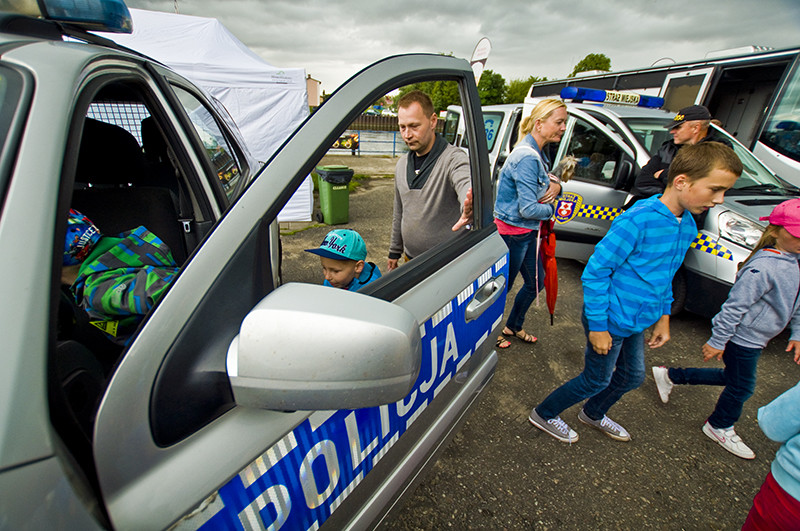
[446,88,799,317]
[0,1,506,529]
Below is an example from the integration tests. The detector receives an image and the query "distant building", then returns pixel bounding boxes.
[306,75,321,107]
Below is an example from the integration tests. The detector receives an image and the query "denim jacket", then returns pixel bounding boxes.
[493,134,556,230]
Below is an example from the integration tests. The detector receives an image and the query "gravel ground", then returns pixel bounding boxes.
[281,155,800,531]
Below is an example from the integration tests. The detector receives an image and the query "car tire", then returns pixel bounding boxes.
[671,268,687,316]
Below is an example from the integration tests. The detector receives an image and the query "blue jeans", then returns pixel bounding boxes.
[668,341,761,429]
[536,314,646,420]
[501,231,545,332]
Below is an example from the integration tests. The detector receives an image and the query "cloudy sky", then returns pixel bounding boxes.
[125,0,800,94]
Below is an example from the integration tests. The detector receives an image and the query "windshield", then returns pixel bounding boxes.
[624,117,795,194]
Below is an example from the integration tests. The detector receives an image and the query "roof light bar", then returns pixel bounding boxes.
[560,86,664,108]
[5,0,134,33]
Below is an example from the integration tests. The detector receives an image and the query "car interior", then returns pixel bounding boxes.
[50,79,225,502]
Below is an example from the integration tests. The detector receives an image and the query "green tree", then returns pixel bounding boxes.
[505,75,548,103]
[568,53,611,77]
[477,69,506,105]
[396,80,461,113]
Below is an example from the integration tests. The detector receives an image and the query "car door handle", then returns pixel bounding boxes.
[464,275,506,322]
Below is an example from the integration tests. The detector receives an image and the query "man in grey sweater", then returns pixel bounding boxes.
[387,90,472,271]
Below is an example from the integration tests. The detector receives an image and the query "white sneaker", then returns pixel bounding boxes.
[529,409,579,443]
[652,366,673,403]
[702,421,755,460]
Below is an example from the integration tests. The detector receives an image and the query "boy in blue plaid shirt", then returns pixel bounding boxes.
[528,142,742,444]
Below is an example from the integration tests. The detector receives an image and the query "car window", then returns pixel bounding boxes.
[280,84,477,288]
[565,117,623,184]
[624,117,674,153]
[172,85,244,200]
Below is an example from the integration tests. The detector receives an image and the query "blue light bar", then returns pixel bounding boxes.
[560,86,664,108]
[38,0,133,33]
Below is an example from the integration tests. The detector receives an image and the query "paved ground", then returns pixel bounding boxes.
[281,155,800,530]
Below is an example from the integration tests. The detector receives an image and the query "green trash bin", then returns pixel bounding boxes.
[316,165,353,224]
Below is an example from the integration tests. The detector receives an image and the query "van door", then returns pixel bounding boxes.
[90,54,507,530]
[551,108,636,261]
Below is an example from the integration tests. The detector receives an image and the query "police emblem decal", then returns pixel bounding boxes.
[555,192,583,224]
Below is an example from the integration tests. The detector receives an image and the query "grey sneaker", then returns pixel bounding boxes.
[577,409,631,441]
[652,366,674,404]
[702,421,755,460]
[529,409,579,443]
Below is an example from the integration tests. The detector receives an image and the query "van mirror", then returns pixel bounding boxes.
[227,283,422,411]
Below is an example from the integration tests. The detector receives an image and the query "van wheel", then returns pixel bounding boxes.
[671,269,687,316]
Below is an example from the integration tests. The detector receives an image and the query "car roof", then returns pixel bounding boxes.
[481,103,523,112]
[569,102,674,120]
[0,14,156,66]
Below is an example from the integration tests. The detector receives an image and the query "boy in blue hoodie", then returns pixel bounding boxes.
[528,142,742,444]
[305,229,381,291]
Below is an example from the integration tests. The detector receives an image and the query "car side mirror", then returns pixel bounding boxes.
[615,160,635,190]
[227,283,421,411]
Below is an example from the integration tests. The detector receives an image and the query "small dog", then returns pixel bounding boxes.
[550,155,578,183]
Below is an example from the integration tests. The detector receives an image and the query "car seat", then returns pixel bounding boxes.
[71,117,188,263]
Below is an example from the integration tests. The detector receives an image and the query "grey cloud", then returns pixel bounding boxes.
[126,0,800,91]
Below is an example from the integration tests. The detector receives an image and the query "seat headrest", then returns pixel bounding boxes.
[76,118,147,185]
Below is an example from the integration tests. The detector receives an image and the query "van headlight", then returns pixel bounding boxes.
[718,211,764,249]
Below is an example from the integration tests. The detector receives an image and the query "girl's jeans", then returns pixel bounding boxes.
[668,341,761,429]
[536,313,646,420]
[501,230,544,333]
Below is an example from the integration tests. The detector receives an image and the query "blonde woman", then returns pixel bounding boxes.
[493,99,566,347]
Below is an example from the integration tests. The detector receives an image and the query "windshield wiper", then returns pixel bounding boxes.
[734,184,789,195]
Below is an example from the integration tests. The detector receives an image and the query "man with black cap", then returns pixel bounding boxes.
[626,104,731,207]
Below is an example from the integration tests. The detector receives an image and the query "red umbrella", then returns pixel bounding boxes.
[541,220,558,325]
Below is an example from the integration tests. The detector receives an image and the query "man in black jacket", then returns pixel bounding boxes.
[626,105,731,207]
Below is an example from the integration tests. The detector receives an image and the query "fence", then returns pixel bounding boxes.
[328,114,445,156]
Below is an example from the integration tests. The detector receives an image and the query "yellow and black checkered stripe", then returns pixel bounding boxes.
[576,205,623,221]
[574,203,733,261]
[691,233,733,260]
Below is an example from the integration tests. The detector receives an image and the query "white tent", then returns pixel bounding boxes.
[101,9,312,221]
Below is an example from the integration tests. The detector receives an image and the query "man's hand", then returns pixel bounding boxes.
[452,188,473,231]
[647,315,670,348]
[702,342,724,362]
[540,180,562,204]
[589,331,612,355]
[387,258,399,271]
[786,340,800,364]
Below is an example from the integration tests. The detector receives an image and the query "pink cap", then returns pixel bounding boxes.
[760,198,800,238]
